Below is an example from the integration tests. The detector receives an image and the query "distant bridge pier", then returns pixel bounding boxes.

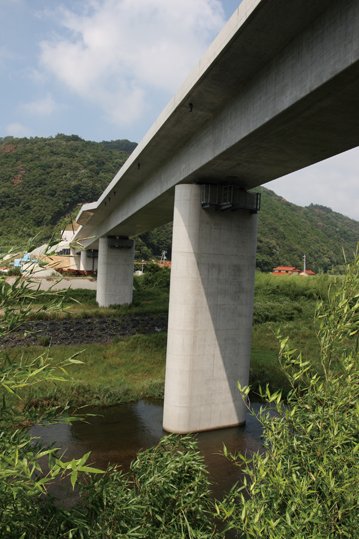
[80,250,91,273]
[96,236,135,307]
[163,184,259,433]
[79,249,96,273]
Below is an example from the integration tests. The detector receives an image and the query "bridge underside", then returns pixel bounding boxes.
[77,59,359,247]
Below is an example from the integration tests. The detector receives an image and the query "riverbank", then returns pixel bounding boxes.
[7,320,316,410]
[3,270,330,409]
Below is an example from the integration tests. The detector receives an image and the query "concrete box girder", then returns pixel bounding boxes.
[74,0,359,248]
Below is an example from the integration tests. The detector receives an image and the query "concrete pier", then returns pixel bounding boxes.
[163,184,258,433]
[79,249,97,273]
[96,236,134,307]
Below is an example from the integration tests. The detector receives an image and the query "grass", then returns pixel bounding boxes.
[27,275,170,319]
[3,269,334,408]
[250,319,321,396]
[254,271,332,300]
[8,320,320,408]
[5,333,167,409]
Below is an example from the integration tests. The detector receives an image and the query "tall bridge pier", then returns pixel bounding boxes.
[163,184,258,432]
[96,236,135,308]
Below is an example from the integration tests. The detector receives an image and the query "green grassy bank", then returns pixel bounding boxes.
[4,269,334,409]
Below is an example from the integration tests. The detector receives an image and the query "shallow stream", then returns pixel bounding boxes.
[31,400,264,500]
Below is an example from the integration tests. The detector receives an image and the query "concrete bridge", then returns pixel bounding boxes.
[73,0,359,433]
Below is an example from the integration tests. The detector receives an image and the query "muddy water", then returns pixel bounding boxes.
[31,400,264,500]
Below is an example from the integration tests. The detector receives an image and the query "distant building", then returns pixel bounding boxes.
[55,223,81,256]
[272,265,301,276]
[272,265,316,276]
[158,260,172,268]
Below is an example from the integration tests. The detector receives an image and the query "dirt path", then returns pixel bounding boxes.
[6,276,97,291]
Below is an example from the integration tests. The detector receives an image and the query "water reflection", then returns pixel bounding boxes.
[31,400,264,499]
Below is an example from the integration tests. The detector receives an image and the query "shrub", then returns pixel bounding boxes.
[0,254,104,538]
[78,435,220,538]
[142,264,170,289]
[217,253,359,538]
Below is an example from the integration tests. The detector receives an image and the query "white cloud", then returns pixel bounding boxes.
[5,122,31,137]
[39,0,224,126]
[20,94,56,116]
[267,147,359,221]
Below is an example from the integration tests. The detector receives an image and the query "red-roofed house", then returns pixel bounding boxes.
[272,265,316,276]
[272,265,301,276]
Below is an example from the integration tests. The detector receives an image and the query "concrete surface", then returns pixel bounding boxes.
[80,249,97,273]
[20,263,62,279]
[163,185,257,432]
[96,237,134,307]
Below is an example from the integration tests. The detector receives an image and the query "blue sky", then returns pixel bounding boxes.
[1,0,358,221]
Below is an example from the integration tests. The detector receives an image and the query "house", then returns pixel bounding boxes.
[272,265,316,276]
[272,265,301,276]
[55,223,81,256]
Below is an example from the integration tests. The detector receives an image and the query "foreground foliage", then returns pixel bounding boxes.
[77,435,219,538]
[1,251,358,537]
[217,254,359,537]
[0,256,220,538]
[0,260,104,538]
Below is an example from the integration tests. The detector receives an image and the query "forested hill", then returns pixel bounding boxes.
[0,135,136,247]
[256,188,358,272]
[0,135,358,272]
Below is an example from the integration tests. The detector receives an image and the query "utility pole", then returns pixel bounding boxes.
[303,254,306,273]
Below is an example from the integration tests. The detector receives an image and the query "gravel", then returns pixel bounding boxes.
[0,314,168,347]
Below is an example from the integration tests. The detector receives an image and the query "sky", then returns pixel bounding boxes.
[0,0,358,221]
